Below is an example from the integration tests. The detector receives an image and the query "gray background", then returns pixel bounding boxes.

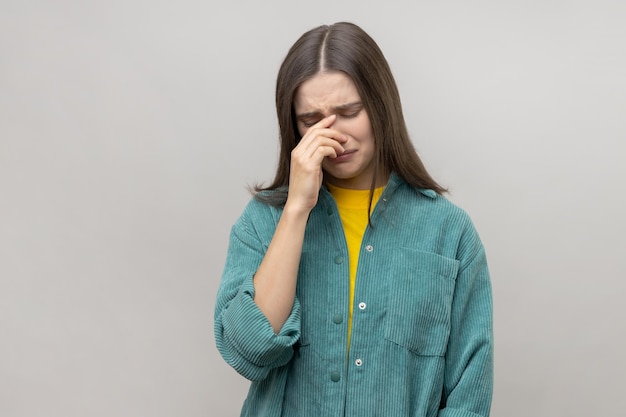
[1,1,625,416]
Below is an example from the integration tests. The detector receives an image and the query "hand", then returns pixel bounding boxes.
[285,115,347,213]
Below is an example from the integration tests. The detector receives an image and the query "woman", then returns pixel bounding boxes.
[215,22,493,417]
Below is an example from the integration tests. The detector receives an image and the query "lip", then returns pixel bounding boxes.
[331,149,356,162]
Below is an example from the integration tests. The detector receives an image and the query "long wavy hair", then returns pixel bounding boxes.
[255,22,445,206]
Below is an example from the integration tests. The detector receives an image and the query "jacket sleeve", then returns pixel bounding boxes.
[438,224,494,417]
[214,206,301,381]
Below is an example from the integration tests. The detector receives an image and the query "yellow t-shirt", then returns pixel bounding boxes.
[326,183,385,350]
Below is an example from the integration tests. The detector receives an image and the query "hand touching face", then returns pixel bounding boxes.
[286,114,348,211]
[293,71,378,190]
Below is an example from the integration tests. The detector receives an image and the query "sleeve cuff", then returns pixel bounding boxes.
[221,275,301,373]
[438,408,486,417]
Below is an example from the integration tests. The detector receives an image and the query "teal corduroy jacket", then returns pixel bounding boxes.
[215,173,493,417]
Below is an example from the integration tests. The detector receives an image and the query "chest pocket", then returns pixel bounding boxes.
[384,248,459,356]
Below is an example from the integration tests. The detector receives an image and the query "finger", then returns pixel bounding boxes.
[310,144,341,163]
[295,136,345,161]
[297,127,348,156]
[313,114,337,129]
[300,115,348,144]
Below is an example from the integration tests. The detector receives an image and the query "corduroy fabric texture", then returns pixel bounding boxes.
[215,173,493,417]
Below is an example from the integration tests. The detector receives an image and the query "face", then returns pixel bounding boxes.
[294,71,382,190]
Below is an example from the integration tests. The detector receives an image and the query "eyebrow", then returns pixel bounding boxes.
[295,101,363,119]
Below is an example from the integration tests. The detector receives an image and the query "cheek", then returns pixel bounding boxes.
[352,112,373,136]
[336,118,368,138]
[296,124,306,139]
[349,120,375,145]
[298,122,309,136]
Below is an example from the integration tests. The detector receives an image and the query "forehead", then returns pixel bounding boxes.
[294,71,361,112]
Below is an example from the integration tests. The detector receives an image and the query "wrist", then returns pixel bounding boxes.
[282,200,314,220]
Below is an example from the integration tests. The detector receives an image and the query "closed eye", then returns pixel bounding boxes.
[301,119,321,128]
[341,109,361,119]
[296,102,363,128]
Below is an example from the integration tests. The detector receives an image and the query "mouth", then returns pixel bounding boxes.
[331,149,356,162]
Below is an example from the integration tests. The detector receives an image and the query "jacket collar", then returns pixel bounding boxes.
[319,172,437,207]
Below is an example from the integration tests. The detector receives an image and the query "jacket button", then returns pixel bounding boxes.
[358,302,366,310]
[333,314,343,324]
[330,371,341,382]
[365,245,373,252]
[355,358,363,367]
[334,255,344,264]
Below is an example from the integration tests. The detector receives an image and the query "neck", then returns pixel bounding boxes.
[324,171,389,190]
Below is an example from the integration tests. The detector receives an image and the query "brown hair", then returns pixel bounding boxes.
[255,22,446,205]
